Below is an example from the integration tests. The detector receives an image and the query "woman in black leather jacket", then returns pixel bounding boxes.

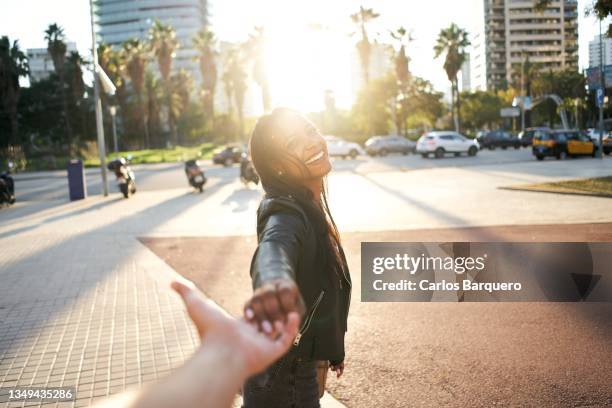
[242,108,351,408]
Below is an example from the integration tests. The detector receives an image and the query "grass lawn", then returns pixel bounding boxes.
[501,176,612,198]
[82,143,217,167]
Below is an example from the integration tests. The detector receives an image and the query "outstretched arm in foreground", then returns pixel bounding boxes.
[95,279,299,408]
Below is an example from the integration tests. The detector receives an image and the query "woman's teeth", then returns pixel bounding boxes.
[305,150,324,164]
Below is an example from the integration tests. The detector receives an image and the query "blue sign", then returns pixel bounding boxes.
[596,88,605,107]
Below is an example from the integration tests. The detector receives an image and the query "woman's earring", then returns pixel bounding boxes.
[277,170,284,177]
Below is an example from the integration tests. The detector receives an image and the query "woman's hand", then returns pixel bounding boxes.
[244,278,305,337]
[330,361,345,379]
[171,279,300,377]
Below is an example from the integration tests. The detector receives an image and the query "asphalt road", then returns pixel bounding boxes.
[142,223,612,408]
[11,148,541,202]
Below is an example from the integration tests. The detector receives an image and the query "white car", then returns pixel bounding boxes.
[416,131,479,158]
[324,136,365,159]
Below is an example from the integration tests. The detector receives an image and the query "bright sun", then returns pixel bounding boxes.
[262,24,353,113]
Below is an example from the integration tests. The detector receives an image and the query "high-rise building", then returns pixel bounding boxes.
[27,42,78,83]
[471,0,578,91]
[350,41,394,99]
[93,0,208,81]
[589,35,612,68]
[460,54,472,92]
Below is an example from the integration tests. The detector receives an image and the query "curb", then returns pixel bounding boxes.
[498,186,612,199]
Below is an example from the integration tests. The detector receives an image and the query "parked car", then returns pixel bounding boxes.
[476,130,521,150]
[324,136,365,159]
[416,131,479,158]
[518,127,550,147]
[364,135,416,156]
[212,145,244,166]
[532,129,597,161]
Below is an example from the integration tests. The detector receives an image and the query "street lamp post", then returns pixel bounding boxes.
[89,0,109,195]
[598,19,605,159]
[109,106,118,152]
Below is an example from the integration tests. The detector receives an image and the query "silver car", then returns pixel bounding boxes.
[364,135,416,156]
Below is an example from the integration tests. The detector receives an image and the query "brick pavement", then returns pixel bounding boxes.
[0,184,346,407]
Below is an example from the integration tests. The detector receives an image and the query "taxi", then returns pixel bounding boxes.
[532,130,597,161]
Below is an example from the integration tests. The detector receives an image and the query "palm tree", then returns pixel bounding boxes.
[350,6,379,85]
[246,26,271,112]
[434,23,470,132]
[0,36,29,149]
[171,69,193,144]
[66,51,87,141]
[222,46,248,140]
[149,20,179,145]
[122,39,150,148]
[390,27,413,135]
[192,28,217,121]
[45,23,73,148]
[145,70,163,145]
[98,44,130,140]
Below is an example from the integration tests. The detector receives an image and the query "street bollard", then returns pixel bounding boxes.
[67,159,87,201]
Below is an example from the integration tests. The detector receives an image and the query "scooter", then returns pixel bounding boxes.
[107,156,136,198]
[184,160,207,193]
[0,161,16,206]
[240,153,259,186]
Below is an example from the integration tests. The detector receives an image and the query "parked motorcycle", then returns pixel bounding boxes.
[0,161,16,206]
[107,157,136,198]
[240,153,259,186]
[184,160,207,193]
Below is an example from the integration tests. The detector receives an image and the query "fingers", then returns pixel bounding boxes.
[269,312,300,356]
[244,279,303,336]
[171,279,231,339]
[330,362,345,379]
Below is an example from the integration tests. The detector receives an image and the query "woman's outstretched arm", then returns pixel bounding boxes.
[94,279,299,408]
[246,210,307,336]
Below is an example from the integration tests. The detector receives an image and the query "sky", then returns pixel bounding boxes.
[0,0,608,111]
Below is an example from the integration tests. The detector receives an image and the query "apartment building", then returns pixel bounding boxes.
[27,42,77,83]
[471,0,578,91]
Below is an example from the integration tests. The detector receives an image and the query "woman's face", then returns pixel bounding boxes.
[279,121,331,180]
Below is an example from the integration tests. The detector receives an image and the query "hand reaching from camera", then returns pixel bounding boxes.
[243,278,306,338]
[171,279,300,377]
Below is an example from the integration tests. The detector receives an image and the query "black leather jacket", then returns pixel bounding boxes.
[250,195,351,364]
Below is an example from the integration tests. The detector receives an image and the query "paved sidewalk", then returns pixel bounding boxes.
[0,183,346,407]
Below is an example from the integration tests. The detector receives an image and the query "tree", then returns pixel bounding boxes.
[390,27,414,135]
[246,26,271,113]
[193,28,218,122]
[149,20,179,145]
[171,69,193,144]
[66,51,87,141]
[0,36,29,150]
[351,74,397,142]
[350,6,379,85]
[45,23,73,148]
[122,39,149,148]
[145,70,163,146]
[460,91,504,130]
[434,23,470,133]
[222,46,248,140]
[98,43,129,140]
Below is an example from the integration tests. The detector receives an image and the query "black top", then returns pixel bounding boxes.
[250,195,351,364]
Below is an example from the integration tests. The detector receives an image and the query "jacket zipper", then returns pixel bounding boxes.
[293,290,325,346]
